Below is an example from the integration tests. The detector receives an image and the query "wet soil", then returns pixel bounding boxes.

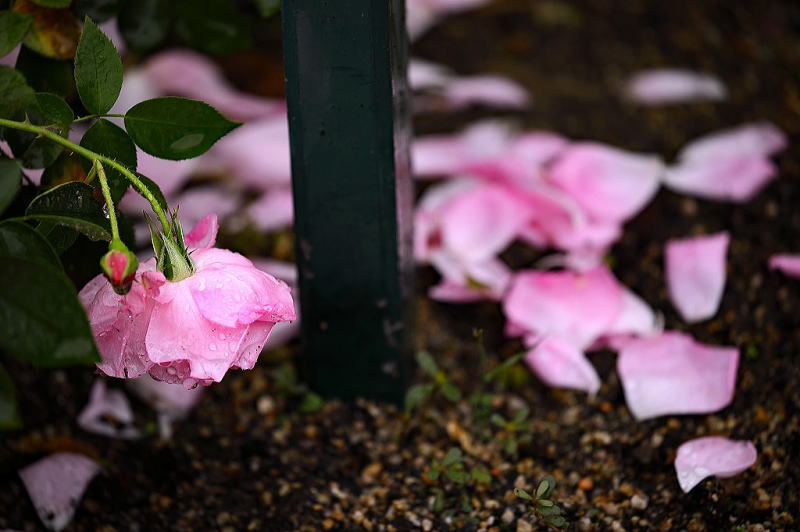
[2,0,800,530]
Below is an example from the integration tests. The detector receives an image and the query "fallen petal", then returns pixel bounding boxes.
[439,75,531,110]
[675,436,757,492]
[524,336,600,394]
[624,68,727,105]
[768,253,800,279]
[617,331,739,420]
[19,453,100,532]
[77,379,140,439]
[665,232,729,323]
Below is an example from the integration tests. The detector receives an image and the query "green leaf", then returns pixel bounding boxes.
[442,447,462,467]
[73,0,121,23]
[0,10,32,57]
[490,413,506,428]
[415,350,438,377]
[0,362,21,429]
[538,499,554,507]
[174,0,251,55]
[0,160,21,215]
[298,392,324,414]
[252,0,279,17]
[0,255,99,366]
[537,475,556,499]
[35,92,73,124]
[441,381,461,402]
[74,16,122,114]
[14,45,74,97]
[539,506,561,517]
[485,351,526,383]
[427,466,440,481]
[117,0,171,51]
[470,467,492,484]
[28,0,71,7]
[445,469,470,484]
[404,383,432,413]
[36,221,79,254]
[124,97,239,160]
[514,488,532,500]
[0,220,60,269]
[17,0,81,59]
[40,151,87,190]
[26,181,112,241]
[547,516,566,528]
[79,119,135,201]
[0,65,35,119]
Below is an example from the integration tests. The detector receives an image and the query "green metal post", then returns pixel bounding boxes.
[281,0,413,403]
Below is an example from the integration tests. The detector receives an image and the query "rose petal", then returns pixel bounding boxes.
[769,253,800,278]
[617,332,739,420]
[547,143,664,223]
[524,336,600,394]
[665,232,729,323]
[624,68,727,105]
[503,266,625,349]
[244,187,294,232]
[675,437,757,492]
[439,75,531,110]
[77,379,140,439]
[413,121,513,178]
[175,187,240,232]
[184,213,219,250]
[19,453,100,532]
[663,122,787,202]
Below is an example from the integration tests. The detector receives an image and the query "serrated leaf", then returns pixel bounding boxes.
[35,92,73,123]
[0,10,32,56]
[26,181,112,241]
[74,16,122,114]
[0,256,99,366]
[0,160,22,215]
[14,0,81,59]
[174,0,251,55]
[124,97,239,160]
[117,0,170,51]
[13,45,74,97]
[0,65,35,119]
[415,350,438,377]
[0,220,60,268]
[79,119,135,201]
[442,447,462,467]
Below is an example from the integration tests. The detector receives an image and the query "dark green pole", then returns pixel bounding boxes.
[281,0,413,403]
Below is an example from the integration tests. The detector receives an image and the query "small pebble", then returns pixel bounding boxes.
[631,494,649,510]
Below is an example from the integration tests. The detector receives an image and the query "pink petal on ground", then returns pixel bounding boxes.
[409,58,453,89]
[429,258,512,302]
[19,453,100,532]
[606,289,661,338]
[503,266,625,349]
[547,143,664,222]
[77,379,140,439]
[674,437,757,493]
[127,375,204,439]
[769,253,800,278]
[665,232,729,323]
[184,213,219,250]
[244,187,294,232]
[143,49,283,121]
[174,187,240,231]
[439,75,531,110]
[412,121,513,178]
[524,336,601,394]
[205,117,291,189]
[663,122,787,202]
[624,68,727,105]
[617,332,739,420]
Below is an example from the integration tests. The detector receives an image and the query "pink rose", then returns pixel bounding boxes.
[79,214,296,388]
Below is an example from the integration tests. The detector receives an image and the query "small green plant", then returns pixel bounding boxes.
[404,350,462,415]
[271,363,325,414]
[515,476,567,529]
[426,447,492,516]
[490,405,534,458]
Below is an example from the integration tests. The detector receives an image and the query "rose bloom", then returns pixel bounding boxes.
[79,214,296,387]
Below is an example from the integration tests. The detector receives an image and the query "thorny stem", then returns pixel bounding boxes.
[94,161,120,242]
[0,117,175,242]
[70,113,125,125]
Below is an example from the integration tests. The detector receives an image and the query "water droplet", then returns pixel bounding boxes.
[209,343,217,351]
[102,203,110,219]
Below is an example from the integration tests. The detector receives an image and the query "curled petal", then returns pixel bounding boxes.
[769,253,800,279]
[19,453,100,532]
[184,213,219,250]
[675,437,757,493]
[617,332,739,420]
[665,232,729,323]
[524,337,600,394]
[77,379,140,439]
